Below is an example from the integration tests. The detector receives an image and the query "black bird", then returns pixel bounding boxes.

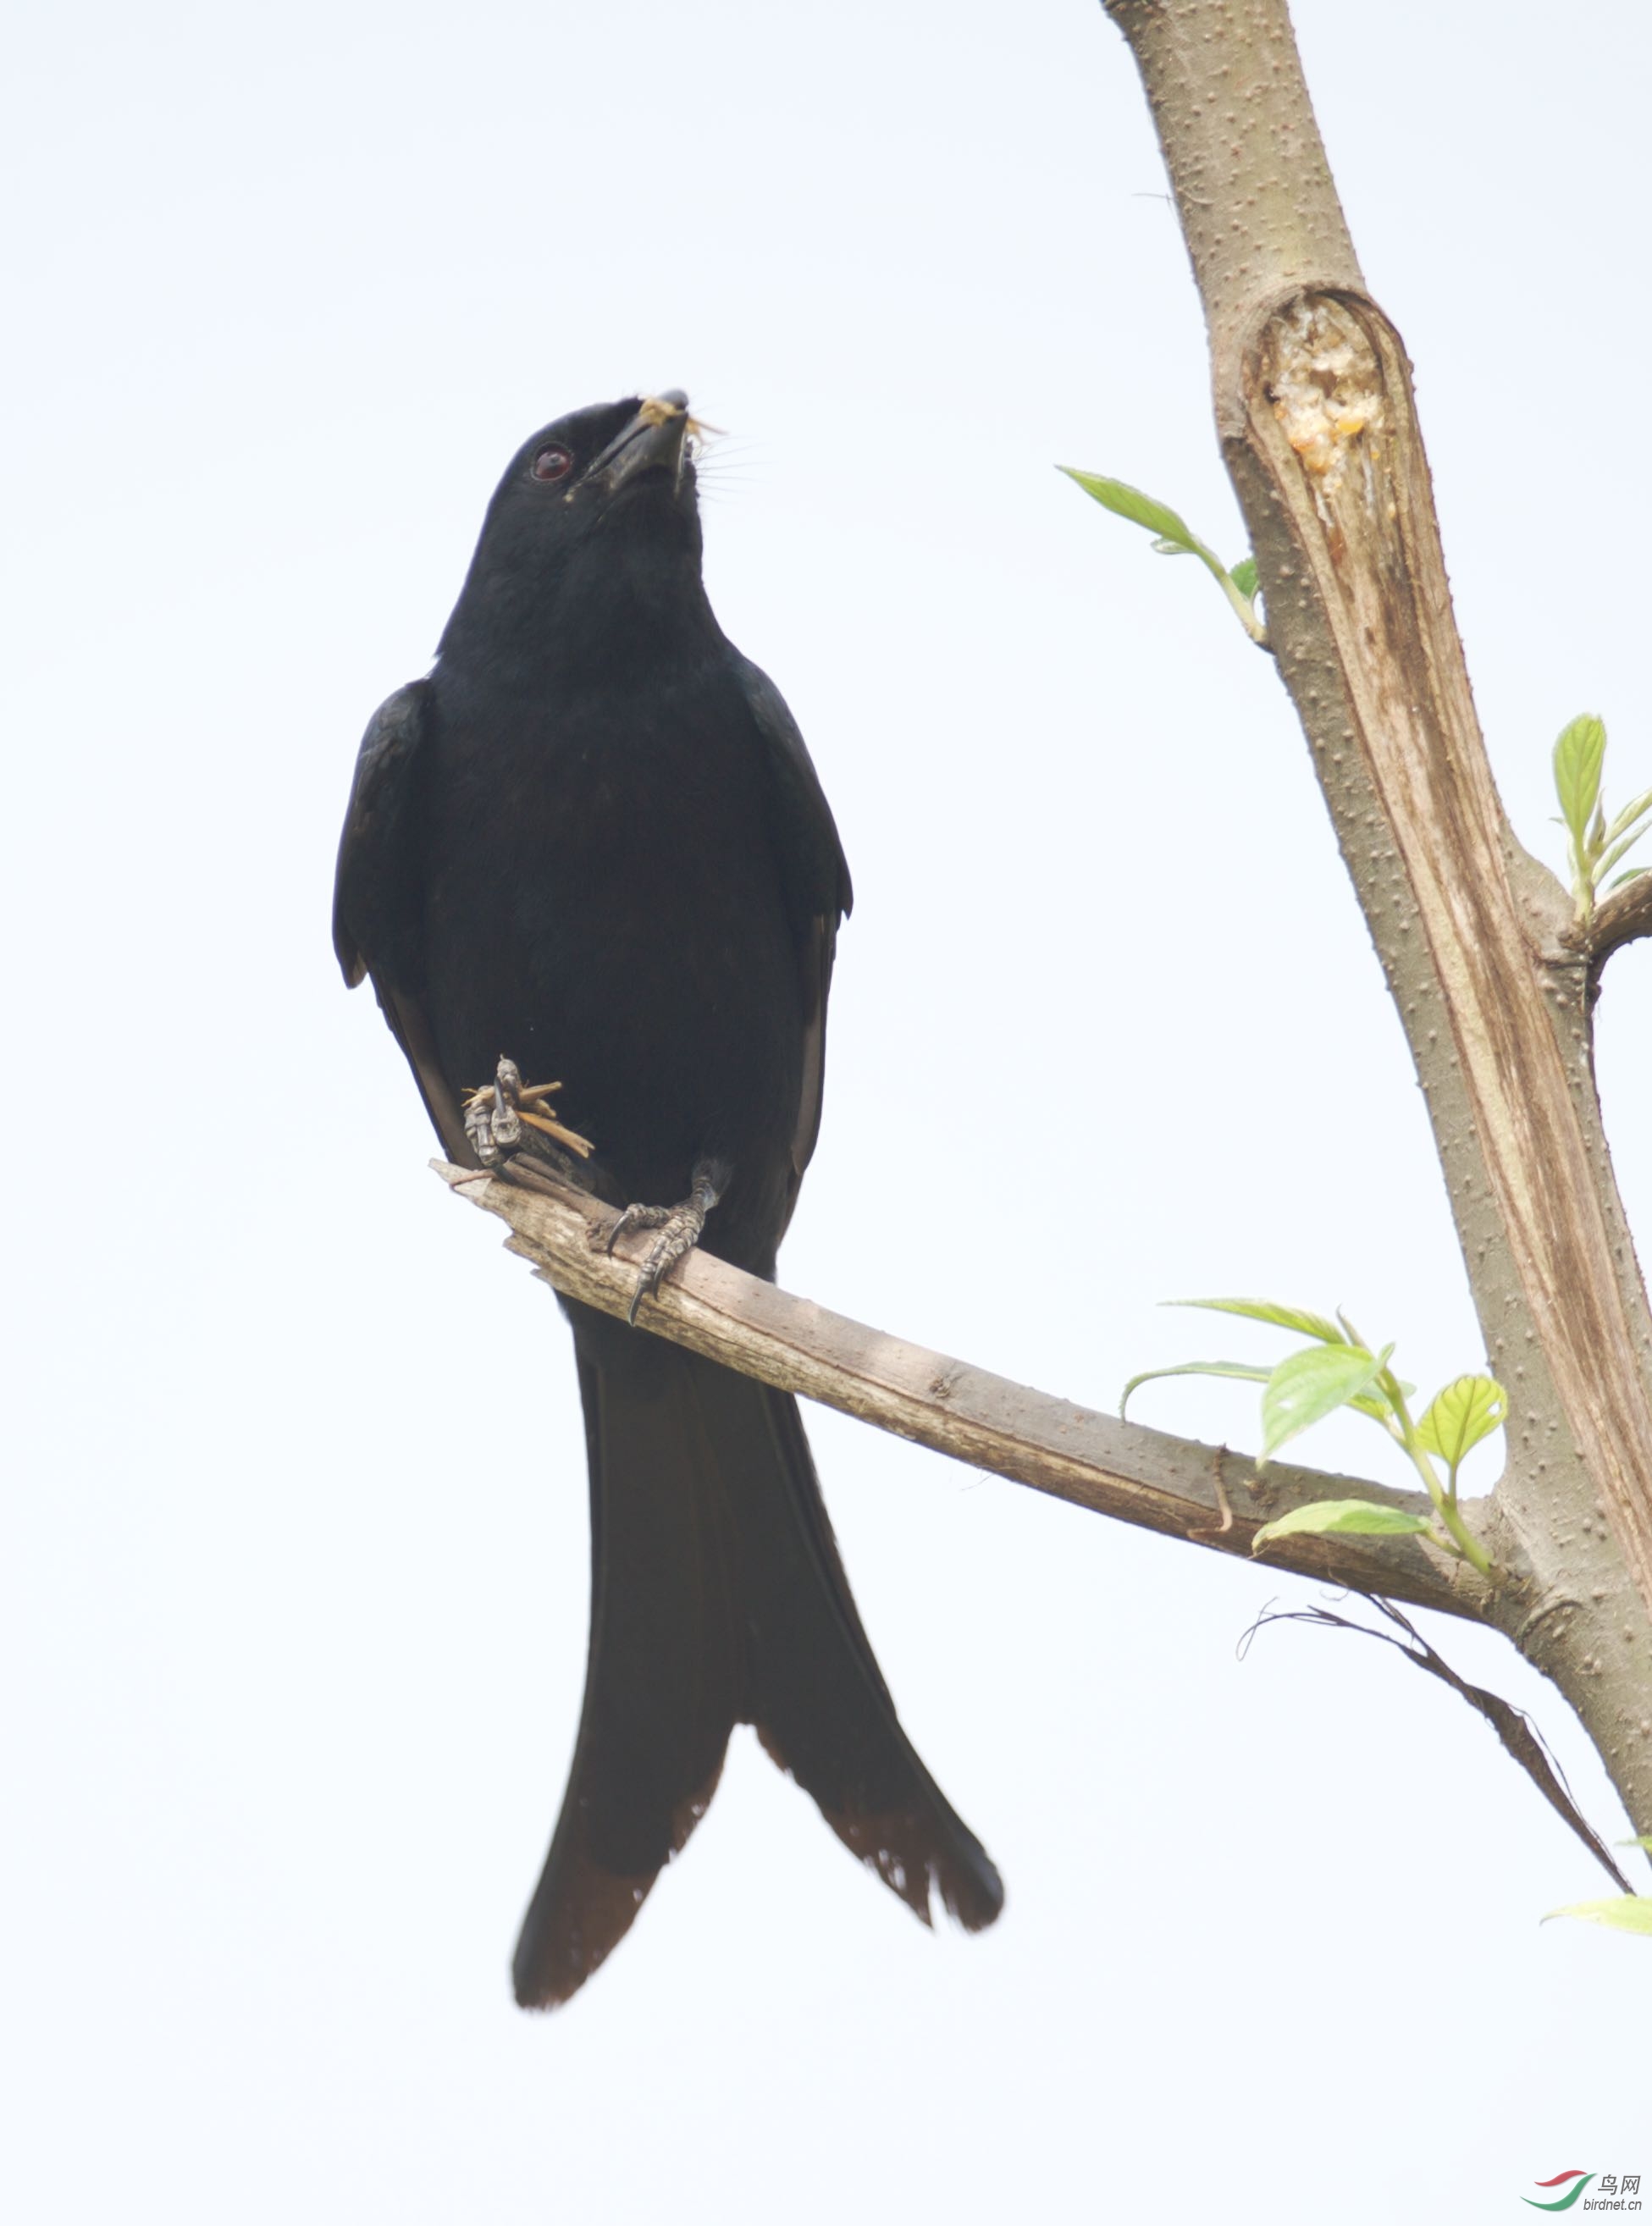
[334,392,1003,2006]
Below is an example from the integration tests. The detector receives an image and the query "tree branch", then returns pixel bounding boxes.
[1101,0,1652,1837]
[1587,870,1652,973]
[438,1158,1489,1621]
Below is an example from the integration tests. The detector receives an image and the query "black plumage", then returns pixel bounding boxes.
[334,393,1002,2005]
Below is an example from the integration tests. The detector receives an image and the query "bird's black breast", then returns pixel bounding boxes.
[418,656,809,1270]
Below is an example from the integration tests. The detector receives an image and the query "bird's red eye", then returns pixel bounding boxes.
[532,443,574,483]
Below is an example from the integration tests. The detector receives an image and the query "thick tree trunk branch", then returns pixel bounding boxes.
[439,1160,1489,1620]
[1244,295,1652,1615]
[1103,0,1652,1838]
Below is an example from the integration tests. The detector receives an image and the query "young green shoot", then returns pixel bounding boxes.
[1551,713,1651,929]
[1122,1296,1501,1577]
[1060,468,1268,648]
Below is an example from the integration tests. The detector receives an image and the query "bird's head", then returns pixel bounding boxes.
[439,393,715,671]
[510,389,704,530]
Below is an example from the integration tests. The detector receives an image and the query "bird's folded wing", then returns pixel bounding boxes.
[333,678,472,1163]
[732,655,854,1197]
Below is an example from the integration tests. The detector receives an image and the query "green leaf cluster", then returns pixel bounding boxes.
[1060,468,1267,646]
[1122,1298,1501,1575]
[1552,713,1651,925]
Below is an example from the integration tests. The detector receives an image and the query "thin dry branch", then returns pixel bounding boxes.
[438,1158,1491,1621]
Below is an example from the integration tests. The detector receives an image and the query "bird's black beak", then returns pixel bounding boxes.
[580,391,692,496]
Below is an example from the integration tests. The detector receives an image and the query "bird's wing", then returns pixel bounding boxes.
[333,680,472,1163]
[732,657,853,1190]
[732,655,854,925]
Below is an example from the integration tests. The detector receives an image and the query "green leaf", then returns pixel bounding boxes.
[1348,1392,1401,1425]
[1617,1836,1652,1852]
[1594,822,1651,883]
[1059,469,1204,554]
[1553,715,1607,848]
[1059,467,1271,649]
[1251,1498,1435,1552]
[1607,865,1649,891]
[1542,1897,1652,1936]
[1119,1361,1274,1417]
[1259,1343,1391,1462]
[1169,1297,1348,1345]
[1414,1374,1508,1469]
[1602,784,1652,844]
[1229,556,1259,599]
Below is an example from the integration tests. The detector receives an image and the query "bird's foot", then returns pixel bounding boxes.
[463,1057,594,1173]
[603,1159,728,1326]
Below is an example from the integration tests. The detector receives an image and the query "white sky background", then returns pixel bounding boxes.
[5,0,1649,2217]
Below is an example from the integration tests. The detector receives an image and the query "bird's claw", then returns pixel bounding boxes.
[603,1161,727,1326]
[616,1206,707,1328]
[464,1056,594,1169]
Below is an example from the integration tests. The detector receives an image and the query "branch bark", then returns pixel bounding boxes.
[1102,0,1652,1838]
[439,1159,1489,1619]
[1586,870,1652,975]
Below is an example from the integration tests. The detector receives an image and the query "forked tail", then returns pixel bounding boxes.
[512,1306,1003,2008]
